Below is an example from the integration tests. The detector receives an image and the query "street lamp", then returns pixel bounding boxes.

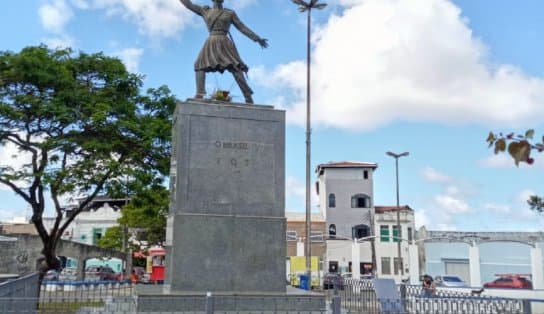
[292,0,327,284]
[386,151,409,278]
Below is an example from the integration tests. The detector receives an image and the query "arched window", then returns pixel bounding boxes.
[328,193,336,208]
[352,224,370,239]
[329,224,336,237]
[351,194,371,208]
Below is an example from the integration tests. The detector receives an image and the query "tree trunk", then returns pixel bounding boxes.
[40,239,61,277]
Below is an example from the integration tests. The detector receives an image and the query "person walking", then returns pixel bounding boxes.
[422,274,436,297]
[179,0,268,104]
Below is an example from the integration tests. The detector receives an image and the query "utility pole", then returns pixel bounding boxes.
[386,151,409,278]
[292,0,327,285]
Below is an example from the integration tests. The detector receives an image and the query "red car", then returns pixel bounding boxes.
[483,274,533,289]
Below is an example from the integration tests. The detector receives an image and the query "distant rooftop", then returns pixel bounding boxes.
[375,205,413,214]
[316,161,378,174]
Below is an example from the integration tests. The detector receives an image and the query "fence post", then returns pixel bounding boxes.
[205,291,214,314]
[331,294,341,314]
[522,299,532,314]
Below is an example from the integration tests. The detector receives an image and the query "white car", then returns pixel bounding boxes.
[434,275,468,287]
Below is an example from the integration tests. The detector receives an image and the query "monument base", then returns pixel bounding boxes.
[136,286,326,313]
[165,212,286,292]
[166,99,287,293]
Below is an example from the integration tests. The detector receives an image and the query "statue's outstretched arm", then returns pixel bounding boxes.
[232,12,268,48]
[179,0,203,16]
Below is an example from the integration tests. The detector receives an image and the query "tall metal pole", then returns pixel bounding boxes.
[386,151,409,279]
[394,157,402,276]
[305,5,312,283]
[292,0,327,288]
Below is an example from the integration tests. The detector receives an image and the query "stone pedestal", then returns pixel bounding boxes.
[164,99,286,293]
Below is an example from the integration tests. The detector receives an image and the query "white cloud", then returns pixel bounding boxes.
[231,0,257,10]
[518,189,537,204]
[482,203,511,214]
[39,0,74,33]
[0,142,32,192]
[478,153,544,169]
[42,35,76,49]
[434,194,471,214]
[285,175,319,212]
[113,47,144,73]
[414,209,429,228]
[286,175,306,201]
[84,0,192,38]
[258,0,544,130]
[421,167,452,184]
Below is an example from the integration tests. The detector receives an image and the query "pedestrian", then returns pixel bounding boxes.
[130,269,138,284]
[422,275,436,297]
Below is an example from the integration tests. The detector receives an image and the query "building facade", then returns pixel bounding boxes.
[43,197,127,246]
[315,161,416,283]
[316,161,377,275]
[374,205,415,282]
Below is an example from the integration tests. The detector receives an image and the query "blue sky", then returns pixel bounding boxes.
[1,0,543,232]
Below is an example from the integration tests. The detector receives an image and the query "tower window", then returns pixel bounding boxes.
[352,224,370,239]
[351,194,371,208]
[328,193,336,208]
[329,224,337,237]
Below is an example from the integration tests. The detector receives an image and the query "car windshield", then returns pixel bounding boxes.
[443,276,462,282]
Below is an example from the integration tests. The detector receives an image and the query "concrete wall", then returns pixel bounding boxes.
[285,220,326,258]
[0,234,127,278]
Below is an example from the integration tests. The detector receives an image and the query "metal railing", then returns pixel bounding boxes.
[326,278,530,314]
[38,280,133,313]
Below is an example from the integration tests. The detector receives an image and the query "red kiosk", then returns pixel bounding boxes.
[146,246,166,284]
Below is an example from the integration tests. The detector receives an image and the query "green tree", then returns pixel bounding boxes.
[96,226,122,249]
[0,46,176,273]
[98,184,169,251]
[487,129,543,213]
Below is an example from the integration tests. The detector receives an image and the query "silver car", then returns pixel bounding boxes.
[434,275,467,287]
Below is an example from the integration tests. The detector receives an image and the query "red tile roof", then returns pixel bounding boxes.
[316,161,378,174]
[375,205,413,213]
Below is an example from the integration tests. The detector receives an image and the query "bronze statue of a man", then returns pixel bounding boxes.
[179,0,268,104]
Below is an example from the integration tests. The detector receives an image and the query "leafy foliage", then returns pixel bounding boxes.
[96,226,122,250]
[99,184,169,250]
[487,129,543,216]
[0,45,176,271]
[486,129,544,166]
[528,195,544,213]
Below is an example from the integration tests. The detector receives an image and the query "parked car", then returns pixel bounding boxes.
[43,269,59,281]
[483,274,533,289]
[323,273,344,290]
[434,275,468,287]
[85,266,118,281]
[59,267,77,281]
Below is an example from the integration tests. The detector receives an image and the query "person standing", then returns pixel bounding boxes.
[422,274,436,297]
[179,0,268,104]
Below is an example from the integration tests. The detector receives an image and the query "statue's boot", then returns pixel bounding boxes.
[233,71,254,104]
[195,70,206,99]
